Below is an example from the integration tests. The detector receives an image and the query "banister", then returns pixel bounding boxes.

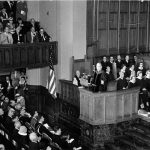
[0,41,58,72]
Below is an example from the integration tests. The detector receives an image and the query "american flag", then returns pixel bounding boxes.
[46,53,57,98]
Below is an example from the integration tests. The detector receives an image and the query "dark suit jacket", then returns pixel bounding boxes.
[26,31,39,43]
[117,78,128,90]
[3,1,16,19]
[38,32,50,42]
[13,31,24,44]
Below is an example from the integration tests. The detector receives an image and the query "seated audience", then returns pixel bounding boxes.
[29,132,50,150]
[7,17,15,35]
[0,144,5,150]
[128,76,136,89]
[28,132,42,150]
[0,22,3,33]
[107,56,114,71]
[73,70,81,87]
[0,26,13,44]
[120,64,128,79]
[30,111,38,130]
[4,107,15,133]
[126,64,136,79]
[1,97,9,113]
[35,114,53,138]
[19,108,31,125]
[105,66,114,83]
[143,70,150,92]
[101,56,107,71]
[117,71,128,90]
[133,55,138,68]
[116,55,123,71]
[123,55,131,68]
[0,108,4,125]
[18,125,28,149]
[136,62,146,76]
[12,121,21,141]
[38,27,51,42]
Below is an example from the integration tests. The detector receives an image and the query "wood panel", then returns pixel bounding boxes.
[87,1,150,58]
[79,87,139,125]
[0,42,58,72]
[25,85,58,123]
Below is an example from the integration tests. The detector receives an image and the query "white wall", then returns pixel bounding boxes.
[39,0,87,80]
[27,0,39,21]
[27,0,87,86]
[26,67,49,86]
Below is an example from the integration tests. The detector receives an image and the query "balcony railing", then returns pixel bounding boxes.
[0,41,58,72]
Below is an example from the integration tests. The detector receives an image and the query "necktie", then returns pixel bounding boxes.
[43,35,45,41]
[7,36,9,44]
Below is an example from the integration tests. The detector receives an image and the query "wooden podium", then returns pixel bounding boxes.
[79,88,139,125]
[79,87,139,149]
[59,80,140,149]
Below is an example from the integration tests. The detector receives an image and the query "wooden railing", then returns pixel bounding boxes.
[0,41,58,72]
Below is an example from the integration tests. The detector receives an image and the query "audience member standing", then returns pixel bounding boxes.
[91,63,107,92]
[124,55,131,68]
[0,26,13,44]
[26,26,39,43]
[0,7,8,27]
[28,18,40,32]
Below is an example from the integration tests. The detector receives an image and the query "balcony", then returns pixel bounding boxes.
[0,41,58,72]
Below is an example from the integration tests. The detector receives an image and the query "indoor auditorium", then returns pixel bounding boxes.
[0,0,150,150]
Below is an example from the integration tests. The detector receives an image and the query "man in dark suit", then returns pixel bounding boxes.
[3,1,16,20]
[115,55,123,70]
[26,26,39,43]
[101,56,108,72]
[38,28,51,42]
[117,71,128,90]
[107,56,114,71]
[91,63,107,92]
[123,55,131,68]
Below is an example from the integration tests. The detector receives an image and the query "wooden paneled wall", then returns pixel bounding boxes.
[87,0,150,58]
[0,42,58,72]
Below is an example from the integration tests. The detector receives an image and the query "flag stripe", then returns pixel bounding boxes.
[46,53,57,99]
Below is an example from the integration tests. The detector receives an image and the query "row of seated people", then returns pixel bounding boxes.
[73,55,149,111]
[73,55,144,89]
[0,2,51,44]
[0,85,82,150]
[0,17,51,44]
[97,54,140,74]
[0,69,28,101]
[0,1,27,23]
